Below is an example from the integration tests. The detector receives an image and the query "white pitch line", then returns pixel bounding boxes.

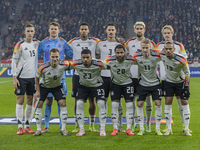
[0,80,12,84]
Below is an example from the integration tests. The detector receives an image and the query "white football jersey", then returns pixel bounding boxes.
[105,55,135,85]
[96,40,121,77]
[68,37,100,75]
[70,59,106,87]
[125,38,156,78]
[133,49,161,87]
[11,39,40,78]
[160,50,190,83]
[36,60,71,88]
[157,41,187,80]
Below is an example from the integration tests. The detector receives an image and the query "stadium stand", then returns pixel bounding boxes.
[142,0,200,62]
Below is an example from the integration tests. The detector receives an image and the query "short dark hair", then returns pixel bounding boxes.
[79,22,89,29]
[105,22,117,30]
[49,22,60,29]
[81,49,91,55]
[164,41,174,48]
[50,48,60,54]
[25,24,34,29]
[114,44,125,52]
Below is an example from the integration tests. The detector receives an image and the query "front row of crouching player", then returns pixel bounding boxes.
[33,39,191,137]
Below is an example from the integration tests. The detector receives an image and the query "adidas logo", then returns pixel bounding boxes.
[113,65,117,68]
[132,45,135,47]
[47,45,50,48]
[47,72,51,75]
[24,47,28,50]
[139,61,143,64]
[103,44,107,47]
[76,44,80,46]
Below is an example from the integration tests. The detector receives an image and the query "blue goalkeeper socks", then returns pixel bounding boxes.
[44,103,52,129]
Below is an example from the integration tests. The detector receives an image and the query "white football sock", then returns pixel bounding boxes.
[118,100,123,127]
[60,107,68,131]
[35,108,42,131]
[89,115,95,126]
[145,96,152,125]
[97,100,106,130]
[111,101,119,129]
[126,102,133,130]
[105,98,108,117]
[182,104,190,130]
[16,104,23,128]
[132,97,136,125]
[137,107,144,130]
[177,98,184,126]
[155,106,162,130]
[76,101,84,130]
[164,105,172,130]
[25,104,32,128]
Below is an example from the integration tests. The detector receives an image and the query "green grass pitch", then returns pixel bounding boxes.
[0,77,199,150]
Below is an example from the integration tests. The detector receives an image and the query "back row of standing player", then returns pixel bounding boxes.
[12,21,191,136]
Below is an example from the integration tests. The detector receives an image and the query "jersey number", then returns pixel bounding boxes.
[54,76,57,80]
[108,49,112,55]
[144,65,150,70]
[29,50,35,57]
[97,89,105,96]
[82,47,88,50]
[127,86,134,93]
[83,73,91,79]
[166,65,173,71]
[117,69,125,74]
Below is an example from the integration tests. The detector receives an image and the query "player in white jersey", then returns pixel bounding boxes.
[159,42,191,136]
[68,22,100,132]
[105,44,135,136]
[96,22,125,132]
[132,39,162,136]
[70,49,107,136]
[125,22,156,132]
[156,25,191,133]
[33,48,71,136]
[11,24,40,135]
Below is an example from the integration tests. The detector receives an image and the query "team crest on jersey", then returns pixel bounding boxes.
[151,60,155,64]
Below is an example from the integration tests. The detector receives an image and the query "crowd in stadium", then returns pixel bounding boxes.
[143,0,200,62]
[0,0,200,61]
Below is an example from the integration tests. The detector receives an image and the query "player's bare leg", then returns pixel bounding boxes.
[16,95,24,135]
[23,95,35,134]
[88,97,96,132]
[145,94,152,132]
[58,99,69,136]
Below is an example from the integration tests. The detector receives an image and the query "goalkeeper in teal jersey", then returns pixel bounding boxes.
[38,22,73,133]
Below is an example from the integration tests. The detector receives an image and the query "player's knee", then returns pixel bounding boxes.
[181,100,188,105]
[16,96,24,105]
[26,95,33,105]
[137,101,144,108]
[46,97,53,105]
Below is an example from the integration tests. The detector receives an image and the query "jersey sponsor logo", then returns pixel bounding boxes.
[76,43,80,46]
[24,47,28,50]
[103,44,107,47]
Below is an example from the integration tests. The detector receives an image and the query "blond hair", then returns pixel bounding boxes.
[134,22,146,29]
[141,38,151,45]
[161,25,174,34]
